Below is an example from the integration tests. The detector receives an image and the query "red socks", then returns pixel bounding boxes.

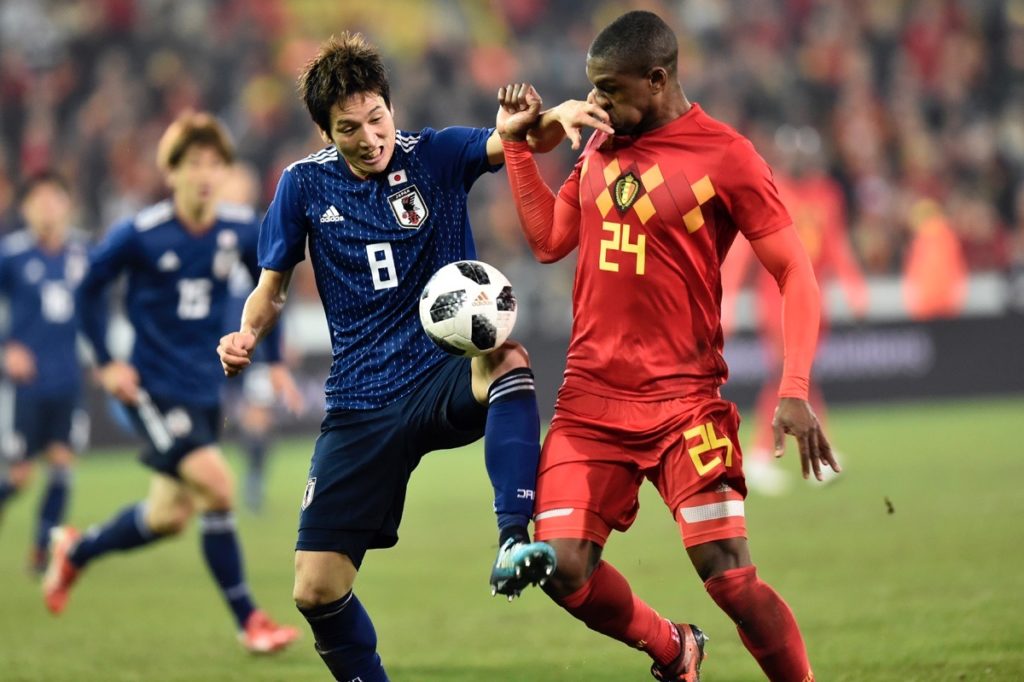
[558,560,681,666]
[705,565,814,682]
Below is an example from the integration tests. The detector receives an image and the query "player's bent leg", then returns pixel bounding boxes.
[470,342,552,596]
[179,447,298,653]
[690,538,813,682]
[541,535,695,678]
[43,474,188,615]
[31,445,75,573]
[294,550,388,682]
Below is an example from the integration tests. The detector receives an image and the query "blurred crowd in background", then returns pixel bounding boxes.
[0,0,1021,332]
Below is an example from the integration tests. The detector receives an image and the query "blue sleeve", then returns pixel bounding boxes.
[241,221,283,364]
[420,126,501,192]
[78,220,136,364]
[258,169,308,271]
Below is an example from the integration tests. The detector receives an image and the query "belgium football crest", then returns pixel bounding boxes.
[614,172,641,212]
[388,185,429,229]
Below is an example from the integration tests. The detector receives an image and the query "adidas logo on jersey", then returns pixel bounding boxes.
[320,206,345,223]
[472,291,491,306]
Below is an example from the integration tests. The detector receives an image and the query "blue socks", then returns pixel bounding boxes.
[485,368,541,542]
[299,591,388,681]
[200,511,256,628]
[69,502,160,568]
[36,467,71,552]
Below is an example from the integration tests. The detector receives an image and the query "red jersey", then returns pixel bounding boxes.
[557,104,791,399]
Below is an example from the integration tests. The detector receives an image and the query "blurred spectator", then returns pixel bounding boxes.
[903,198,968,319]
[0,0,1019,330]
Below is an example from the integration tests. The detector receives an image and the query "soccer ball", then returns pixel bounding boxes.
[419,260,517,356]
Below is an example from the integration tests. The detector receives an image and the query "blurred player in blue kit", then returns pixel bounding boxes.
[217,32,610,681]
[43,112,301,653]
[0,172,88,574]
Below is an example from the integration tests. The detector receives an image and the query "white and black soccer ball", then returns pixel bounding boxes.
[419,260,517,357]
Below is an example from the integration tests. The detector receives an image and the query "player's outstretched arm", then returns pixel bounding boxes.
[218,268,292,377]
[750,226,840,480]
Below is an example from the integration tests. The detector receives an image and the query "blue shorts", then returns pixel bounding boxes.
[297,356,486,567]
[0,384,83,462]
[124,390,222,478]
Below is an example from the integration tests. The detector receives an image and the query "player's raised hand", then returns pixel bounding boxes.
[772,397,840,481]
[218,330,256,377]
[496,83,543,141]
[99,360,140,405]
[548,98,615,150]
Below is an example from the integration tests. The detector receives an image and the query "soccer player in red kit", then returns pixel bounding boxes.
[495,10,838,682]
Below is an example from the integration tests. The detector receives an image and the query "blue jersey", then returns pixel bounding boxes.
[79,201,281,407]
[259,126,499,410]
[0,230,87,396]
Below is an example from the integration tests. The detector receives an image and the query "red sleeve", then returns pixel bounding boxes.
[502,140,580,263]
[718,137,792,241]
[749,225,820,399]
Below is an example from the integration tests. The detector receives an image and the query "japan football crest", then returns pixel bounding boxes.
[301,477,317,510]
[387,186,429,229]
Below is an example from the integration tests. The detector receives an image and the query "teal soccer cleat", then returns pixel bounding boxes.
[489,538,556,600]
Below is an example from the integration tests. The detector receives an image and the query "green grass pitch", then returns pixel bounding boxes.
[1,397,1022,681]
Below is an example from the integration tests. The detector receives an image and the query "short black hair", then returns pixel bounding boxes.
[299,32,391,133]
[20,170,70,202]
[588,10,678,76]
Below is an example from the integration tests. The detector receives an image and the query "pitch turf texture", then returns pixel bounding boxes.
[1,397,1021,681]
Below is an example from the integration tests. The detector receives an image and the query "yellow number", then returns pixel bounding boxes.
[599,222,621,272]
[598,221,646,275]
[684,421,734,476]
[619,224,646,274]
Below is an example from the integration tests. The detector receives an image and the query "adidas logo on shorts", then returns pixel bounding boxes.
[320,205,345,223]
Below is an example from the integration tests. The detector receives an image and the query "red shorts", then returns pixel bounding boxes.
[534,385,747,549]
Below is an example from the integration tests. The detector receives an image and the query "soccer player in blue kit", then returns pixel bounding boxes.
[217,32,613,680]
[0,172,88,574]
[43,112,301,653]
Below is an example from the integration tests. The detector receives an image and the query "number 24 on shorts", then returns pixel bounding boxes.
[684,421,734,476]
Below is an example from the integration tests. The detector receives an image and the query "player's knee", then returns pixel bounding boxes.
[201,486,234,513]
[544,539,597,598]
[147,509,191,536]
[293,551,356,609]
[688,537,751,582]
[293,576,351,610]
[145,500,193,536]
[495,340,530,368]
[47,445,75,468]
[7,465,32,490]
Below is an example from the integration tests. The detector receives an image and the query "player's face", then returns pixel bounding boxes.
[21,182,72,242]
[168,144,229,209]
[326,92,396,179]
[586,57,656,135]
